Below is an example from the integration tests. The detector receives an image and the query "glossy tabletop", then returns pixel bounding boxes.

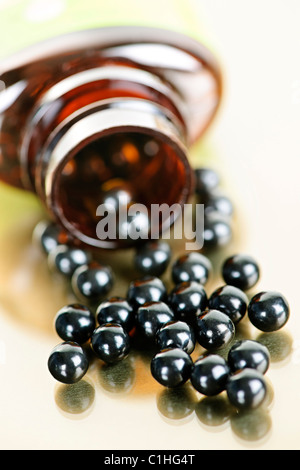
[0,0,299,450]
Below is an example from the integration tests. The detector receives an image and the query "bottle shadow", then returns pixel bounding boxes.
[0,214,76,335]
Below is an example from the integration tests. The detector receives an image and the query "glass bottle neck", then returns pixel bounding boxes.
[0,26,222,249]
[38,95,192,249]
[19,63,192,248]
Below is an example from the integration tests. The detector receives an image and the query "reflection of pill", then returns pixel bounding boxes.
[55,379,95,415]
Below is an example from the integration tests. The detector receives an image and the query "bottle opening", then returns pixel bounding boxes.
[54,131,192,249]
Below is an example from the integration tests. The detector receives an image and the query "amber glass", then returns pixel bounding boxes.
[0,26,222,249]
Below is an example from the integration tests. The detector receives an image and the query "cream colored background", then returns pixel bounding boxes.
[0,0,299,450]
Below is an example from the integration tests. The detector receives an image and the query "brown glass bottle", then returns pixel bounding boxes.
[0,26,222,249]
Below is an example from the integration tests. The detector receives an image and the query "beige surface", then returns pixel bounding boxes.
[0,0,299,450]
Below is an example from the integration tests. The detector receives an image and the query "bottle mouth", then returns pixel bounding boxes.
[41,98,193,249]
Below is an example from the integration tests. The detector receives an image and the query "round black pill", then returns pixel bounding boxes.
[208,285,248,324]
[134,240,171,277]
[171,252,212,285]
[168,281,208,326]
[91,324,130,364]
[190,354,231,396]
[151,348,193,388]
[102,186,132,212]
[127,276,167,310]
[204,193,234,218]
[48,244,92,278]
[54,303,96,344]
[248,291,290,332]
[48,342,89,384]
[226,368,267,410]
[71,261,114,303]
[156,320,195,354]
[117,211,150,242]
[33,220,69,254]
[136,301,175,341]
[96,297,134,332]
[194,168,220,195]
[196,309,235,351]
[203,212,232,248]
[222,254,260,291]
[228,339,270,375]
